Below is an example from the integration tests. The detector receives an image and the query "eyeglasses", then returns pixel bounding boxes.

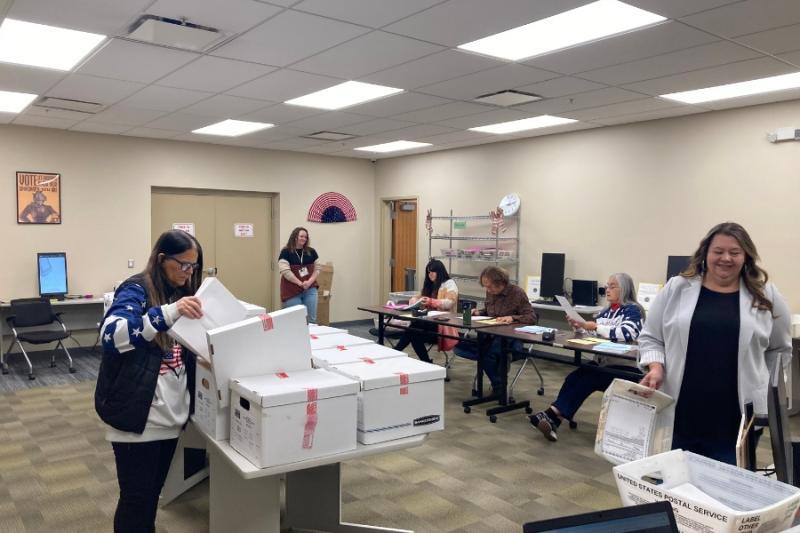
[166,256,199,272]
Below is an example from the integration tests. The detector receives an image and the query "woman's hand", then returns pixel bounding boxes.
[639,363,664,394]
[496,316,514,324]
[301,280,312,290]
[566,316,586,330]
[420,296,431,308]
[176,296,203,319]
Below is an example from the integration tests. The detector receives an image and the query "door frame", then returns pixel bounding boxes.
[378,195,419,301]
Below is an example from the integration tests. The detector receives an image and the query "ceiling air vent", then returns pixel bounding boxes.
[474,90,542,107]
[301,131,357,141]
[126,15,226,52]
[34,96,103,114]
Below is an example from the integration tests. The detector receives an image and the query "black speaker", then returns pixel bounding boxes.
[572,280,598,306]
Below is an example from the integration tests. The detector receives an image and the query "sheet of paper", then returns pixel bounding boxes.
[593,342,634,353]
[555,295,584,323]
[637,282,662,311]
[601,394,657,463]
[514,325,555,334]
[456,315,492,321]
[426,310,447,317]
[525,276,541,300]
[569,338,606,346]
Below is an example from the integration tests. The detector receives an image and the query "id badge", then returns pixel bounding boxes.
[298,266,309,278]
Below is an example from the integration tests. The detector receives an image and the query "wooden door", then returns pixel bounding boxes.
[391,200,417,291]
[151,192,216,277]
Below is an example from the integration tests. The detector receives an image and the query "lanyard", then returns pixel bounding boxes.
[295,249,304,263]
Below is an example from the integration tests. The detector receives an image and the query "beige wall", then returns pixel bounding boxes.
[0,125,375,321]
[375,99,800,312]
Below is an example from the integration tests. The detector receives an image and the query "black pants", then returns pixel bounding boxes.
[112,438,179,533]
[394,321,438,362]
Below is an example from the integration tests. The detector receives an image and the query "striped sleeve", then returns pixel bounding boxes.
[100,284,179,355]
[595,304,643,343]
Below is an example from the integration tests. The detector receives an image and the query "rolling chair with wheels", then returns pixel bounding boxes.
[2,298,75,380]
[509,346,579,430]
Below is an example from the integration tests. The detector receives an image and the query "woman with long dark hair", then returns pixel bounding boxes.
[394,259,458,362]
[279,226,321,322]
[95,229,204,533]
[638,222,791,464]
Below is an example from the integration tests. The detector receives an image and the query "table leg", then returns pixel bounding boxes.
[377,312,386,345]
[462,333,499,412]
[208,447,281,533]
[285,463,413,533]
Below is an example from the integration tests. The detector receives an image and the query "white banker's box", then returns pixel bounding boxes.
[312,343,407,368]
[192,357,227,440]
[230,368,359,468]
[330,357,445,444]
[308,324,347,336]
[309,332,373,351]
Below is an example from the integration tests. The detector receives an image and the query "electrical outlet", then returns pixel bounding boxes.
[128,259,135,268]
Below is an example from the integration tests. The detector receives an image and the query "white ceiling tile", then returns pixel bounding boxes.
[621,57,797,96]
[434,108,535,129]
[623,0,740,18]
[417,63,557,100]
[777,49,800,68]
[301,144,351,154]
[261,137,329,150]
[362,49,500,90]
[256,0,300,7]
[211,10,369,67]
[239,103,322,124]
[699,87,800,110]
[516,87,647,115]
[158,57,276,93]
[293,0,442,28]
[591,105,708,126]
[0,63,65,94]
[120,85,213,112]
[85,105,168,126]
[417,129,493,145]
[0,112,18,125]
[181,95,272,118]
[227,69,343,102]
[77,39,199,84]
[147,0,283,33]
[46,74,145,105]
[504,120,599,140]
[292,31,444,79]
[234,124,307,142]
[70,121,131,134]
[144,112,220,131]
[24,106,94,120]
[377,123,456,140]
[526,22,719,75]
[346,92,451,117]
[516,76,606,98]
[680,0,800,38]
[12,114,80,129]
[340,117,417,136]
[124,127,183,139]
[383,0,590,47]
[734,23,800,55]
[579,41,762,86]
[562,97,678,121]
[390,101,489,123]
[7,0,152,34]
[284,111,374,131]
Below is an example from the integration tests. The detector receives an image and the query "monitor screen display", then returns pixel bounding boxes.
[540,253,565,298]
[523,501,678,532]
[666,256,690,282]
[38,252,68,297]
[769,360,794,485]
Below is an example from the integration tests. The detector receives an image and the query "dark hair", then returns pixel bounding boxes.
[480,266,509,287]
[284,226,313,253]
[682,222,772,312]
[145,230,203,307]
[421,259,450,297]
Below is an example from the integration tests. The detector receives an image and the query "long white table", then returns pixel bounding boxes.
[203,434,425,533]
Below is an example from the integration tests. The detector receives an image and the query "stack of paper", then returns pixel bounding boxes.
[514,325,555,334]
[593,342,635,354]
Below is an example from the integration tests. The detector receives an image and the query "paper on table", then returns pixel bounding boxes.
[593,342,634,353]
[515,325,555,334]
[426,311,447,317]
[456,315,492,321]
[555,295,584,323]
[568,337,606,346]
[168,277,247,360]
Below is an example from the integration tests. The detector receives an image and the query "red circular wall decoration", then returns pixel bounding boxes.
[307,192,357,223]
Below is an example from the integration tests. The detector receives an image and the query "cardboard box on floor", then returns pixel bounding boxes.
[316,262,333,325]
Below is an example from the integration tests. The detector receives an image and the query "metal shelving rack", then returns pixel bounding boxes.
[428,210,520,299]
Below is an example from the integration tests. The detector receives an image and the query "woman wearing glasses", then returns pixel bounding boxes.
[95,229,204,533]
[279,226,321,323]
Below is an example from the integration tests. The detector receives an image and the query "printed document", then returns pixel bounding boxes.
[555,295,584,323]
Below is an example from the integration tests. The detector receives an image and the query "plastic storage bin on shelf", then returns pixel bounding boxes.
[441,248,458,257]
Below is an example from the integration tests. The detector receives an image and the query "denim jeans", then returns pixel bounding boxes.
[551,363,641,420]
[283,287,318,323]
[112,438,179,533]
[454,336,522,391]
[394,321,437,362]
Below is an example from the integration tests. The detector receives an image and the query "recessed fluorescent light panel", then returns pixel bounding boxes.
[458,0,665,61]
[660,72,800,104]
[192,119,274,137]
[286,81,403,110]
[0,90,37,113]
[470,115,577,134]
[355,140,431,153]
[0,19,106,70]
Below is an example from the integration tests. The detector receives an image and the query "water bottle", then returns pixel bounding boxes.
[462,302,471,326]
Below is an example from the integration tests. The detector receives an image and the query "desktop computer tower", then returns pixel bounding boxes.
[572,280,598,306]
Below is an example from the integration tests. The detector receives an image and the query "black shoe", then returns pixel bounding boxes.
[530,411,559,442]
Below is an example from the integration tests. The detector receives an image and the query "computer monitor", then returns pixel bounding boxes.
[523,501,678,533]
[540,253,565,299]
[666,256,690,282]
[37,252,68,300]
[768,360,793,485]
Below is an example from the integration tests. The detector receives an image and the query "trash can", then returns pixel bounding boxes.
[404,267,416,292]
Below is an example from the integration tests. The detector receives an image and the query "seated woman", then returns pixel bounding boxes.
[530,272,644,442]
[453,266,537,393]
[394,259,458,362]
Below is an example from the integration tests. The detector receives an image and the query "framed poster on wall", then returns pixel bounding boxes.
[17,171,61,224]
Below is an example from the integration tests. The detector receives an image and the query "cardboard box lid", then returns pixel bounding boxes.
[231,368,359,407]
[309,333,373,351]
[207,305,312,408]
[312,343,407,366]
[331,357,445,390]
[308,324,347,336]
[240,300,266,317]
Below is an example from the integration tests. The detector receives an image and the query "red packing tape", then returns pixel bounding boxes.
[360,357,375,364]
[303,390,318,449]
[336,345,347,351]
[396,372,409,395]
[259,314,274,331]
[275,371,289,379]
[310,334,319,339]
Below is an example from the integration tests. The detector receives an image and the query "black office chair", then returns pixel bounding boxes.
[3,298,75,380]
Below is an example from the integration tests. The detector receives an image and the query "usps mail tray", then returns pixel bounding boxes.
[330,357,445,444]
[229,368,358,469]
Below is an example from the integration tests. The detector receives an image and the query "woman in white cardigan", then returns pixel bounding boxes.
[638,222,791,464]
